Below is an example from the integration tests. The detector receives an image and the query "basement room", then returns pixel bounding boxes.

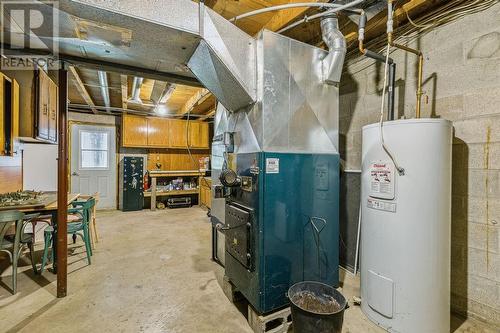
[0,1,498,332]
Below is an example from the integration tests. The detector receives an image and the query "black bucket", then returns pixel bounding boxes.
[288,281,347,333]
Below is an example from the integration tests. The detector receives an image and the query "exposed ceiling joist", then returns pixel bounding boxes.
[344,0,444,45]
[69,65,98,114]
[198,107,217,120]
[120,75,128,110]
[179,88,210,115]
[263,0,325,32]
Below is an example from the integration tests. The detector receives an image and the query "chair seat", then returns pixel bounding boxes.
[67,214,82,223]
[67,223,84,233]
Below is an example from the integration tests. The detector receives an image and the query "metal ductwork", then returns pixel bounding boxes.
[320,14,347,85]
[97,70,110,109]
[129,77,143,104]
[158,83,176,104]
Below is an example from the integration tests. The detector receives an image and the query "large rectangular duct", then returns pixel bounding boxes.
[218,30,339,154]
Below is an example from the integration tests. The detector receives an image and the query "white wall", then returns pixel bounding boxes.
[22,143,58,191]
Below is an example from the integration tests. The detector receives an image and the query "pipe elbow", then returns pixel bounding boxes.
[320,15,346,85]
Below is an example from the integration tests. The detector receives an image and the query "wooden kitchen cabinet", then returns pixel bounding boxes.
[122,115,209,149]
[122,115,148,147]
[199,177,212,209]
[37,70,49,140]
[0,72,20,155]
[0,73,4,154]
[147,117,169,147]
[168,119,188,148]
[48,80,57,142]
[188,121,209,149]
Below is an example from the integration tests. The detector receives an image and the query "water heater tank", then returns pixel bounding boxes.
[360,119,452,333]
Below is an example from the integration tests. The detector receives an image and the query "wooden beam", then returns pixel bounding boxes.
[198,107,217,120]
[344,0,444,45]
[204,0,218,8]
[263,0,324,32]
[68,66,98,114]
[120,75,128,110]
[179,88,210,115]
[57,66,69,298]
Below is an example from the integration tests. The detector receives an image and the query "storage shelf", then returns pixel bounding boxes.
[148,170,204,178]
[143,189,199,197]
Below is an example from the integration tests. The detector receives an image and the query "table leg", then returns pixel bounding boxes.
[50,210,58,274]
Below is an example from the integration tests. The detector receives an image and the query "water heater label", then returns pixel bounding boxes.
[369,161,395,200]
[367,198,397,213]
[266,158,279,174]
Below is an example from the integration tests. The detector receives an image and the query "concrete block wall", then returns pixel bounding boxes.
[339,3,500,325]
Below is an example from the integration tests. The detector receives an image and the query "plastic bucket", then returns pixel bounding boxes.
[288,281,347,333]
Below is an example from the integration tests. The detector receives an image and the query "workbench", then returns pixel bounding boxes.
[146,170,205,211]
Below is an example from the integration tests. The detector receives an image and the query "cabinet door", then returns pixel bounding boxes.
[11,79,19,140]
[122,115,148,147]
[37,71,50,140]
[189,121,209,148]
[147,117,169,147]
[168,119,187,148]
[0,73,4,155]
[48,80,57,143]
[199,122,209,148]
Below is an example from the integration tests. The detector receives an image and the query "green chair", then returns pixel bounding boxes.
[0,210,39,294]
[40,197,96,274]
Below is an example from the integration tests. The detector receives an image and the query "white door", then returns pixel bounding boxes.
[71,124,117,209]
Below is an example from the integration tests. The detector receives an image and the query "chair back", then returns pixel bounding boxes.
[0,210,25,248]
[71,197,96,225]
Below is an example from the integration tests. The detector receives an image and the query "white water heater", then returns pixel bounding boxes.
[360,119,452,333]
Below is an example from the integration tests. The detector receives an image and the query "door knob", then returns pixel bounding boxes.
[71,172,80,176]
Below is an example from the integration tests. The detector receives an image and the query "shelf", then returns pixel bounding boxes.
[148,170,205,178]
[143,189,199,197]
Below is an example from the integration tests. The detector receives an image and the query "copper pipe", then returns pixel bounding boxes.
[387,1,424,118]
[359,39,366,54]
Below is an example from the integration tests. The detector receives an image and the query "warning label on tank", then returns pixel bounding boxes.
[367,198,396,213]
[369,161,395,200]
[266,158,279,174]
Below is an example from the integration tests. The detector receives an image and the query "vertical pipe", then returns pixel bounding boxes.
[388,63,396,120]
[416,54,424,118]
[57,64,68,298]
[387,0,424,119]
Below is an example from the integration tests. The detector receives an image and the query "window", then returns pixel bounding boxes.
[80,130,109,169]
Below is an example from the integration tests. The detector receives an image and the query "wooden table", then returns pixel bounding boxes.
[0,192,79,273]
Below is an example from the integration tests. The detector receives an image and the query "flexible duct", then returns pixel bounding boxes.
[129,77,144,104]
[321,14,346,84]
[97,70,110,109]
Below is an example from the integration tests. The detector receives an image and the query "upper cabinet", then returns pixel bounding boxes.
[0,69,57,145]
[0,72,20,156]
[121,114,209,149]
[147,117,170,147]
[168,119,188,148]
[35,69,58,143]
[188,121,209,149]
[122,115,148,147]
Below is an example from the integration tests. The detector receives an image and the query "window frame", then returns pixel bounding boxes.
[78,129,110,170]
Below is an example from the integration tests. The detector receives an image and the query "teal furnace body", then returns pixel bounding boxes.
[224,152,340,314]
[211,30,343,315]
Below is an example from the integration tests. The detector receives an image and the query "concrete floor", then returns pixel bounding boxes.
[0,208,497,333]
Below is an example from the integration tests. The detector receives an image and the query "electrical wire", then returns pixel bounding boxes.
[186,107,211,188]
[378,42,404,175]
